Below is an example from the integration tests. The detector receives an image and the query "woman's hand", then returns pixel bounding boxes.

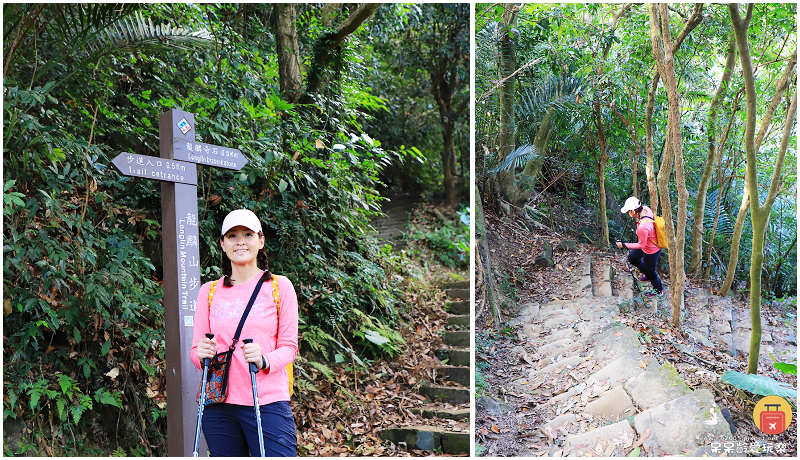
[242,341,269,370]
[616,241,623,249]
[197,336,217,361]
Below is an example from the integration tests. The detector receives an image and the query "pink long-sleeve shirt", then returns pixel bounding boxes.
[625,205,660,254]
[191,273,298,406]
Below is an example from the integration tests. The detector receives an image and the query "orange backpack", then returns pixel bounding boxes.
[208,275,294,396]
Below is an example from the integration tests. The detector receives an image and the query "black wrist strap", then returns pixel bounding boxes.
[228,274,266,352]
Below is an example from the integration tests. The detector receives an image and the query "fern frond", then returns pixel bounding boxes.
[307,361,336,383]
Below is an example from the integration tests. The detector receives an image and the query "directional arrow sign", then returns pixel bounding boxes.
[111,152,197,185]
[172,139,248,170]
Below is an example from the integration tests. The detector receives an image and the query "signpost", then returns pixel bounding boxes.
[111,109,247,457]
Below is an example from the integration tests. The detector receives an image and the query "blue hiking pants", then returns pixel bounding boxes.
[202,401,296,457]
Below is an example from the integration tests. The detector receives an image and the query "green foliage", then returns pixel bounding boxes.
[3,3,457,456]
[475,369,490,397]
[773,362,797,375]
[404,209,470,269]
[720,371,796,398]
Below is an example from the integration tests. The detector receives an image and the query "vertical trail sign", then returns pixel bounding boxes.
[111,109,247,457]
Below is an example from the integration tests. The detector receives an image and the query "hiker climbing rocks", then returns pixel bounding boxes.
[616,197,664,298]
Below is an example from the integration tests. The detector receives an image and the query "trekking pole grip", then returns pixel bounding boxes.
[243,338,258,373]
[203,333,214,367]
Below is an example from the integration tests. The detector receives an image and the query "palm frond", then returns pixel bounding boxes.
[86,11,214,56]
[516,74,583,117]
[489,143,540,173]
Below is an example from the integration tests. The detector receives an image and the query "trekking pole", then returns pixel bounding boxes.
[616,240,641,296]
[193,333,215,457]
[243,339,265,457]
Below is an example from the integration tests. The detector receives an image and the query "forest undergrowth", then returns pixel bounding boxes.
[476,194,797,457]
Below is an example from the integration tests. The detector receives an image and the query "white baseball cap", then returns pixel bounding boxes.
[620,197,642,213]
[221,209,262,236]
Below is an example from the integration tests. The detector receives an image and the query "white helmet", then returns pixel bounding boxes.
[620,197,642,213]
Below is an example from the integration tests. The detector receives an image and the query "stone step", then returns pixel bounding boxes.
[445,300,469,315]
[379,425,469,454]
[623,361,692,411]
[411,405,470,422]
[535,338,580,359]
[435,348,470,367]
[443,330,469,347]
[633,389,732,456]
[445,288,470,300]
[593,262,612,297]
[418,384,470,405]
[529,355,585,377]
[583,385,635,421]
[372,220,410,229]
[446,314,470,328]
[441,281,469,290]
[564,419,636,457]
[587,324,642,364]
[436,365,470,386]
[587,351,658,389]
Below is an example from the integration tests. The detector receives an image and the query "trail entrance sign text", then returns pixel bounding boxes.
[111,109,247,456]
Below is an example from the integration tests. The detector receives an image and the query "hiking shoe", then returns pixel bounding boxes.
[643,290,663,298]
[638,275,649,281]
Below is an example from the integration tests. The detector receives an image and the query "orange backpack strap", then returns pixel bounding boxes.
[272,275,294,396]
[638,216,659,246]
[207,280,219,330]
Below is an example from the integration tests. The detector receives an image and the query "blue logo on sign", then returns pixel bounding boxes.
[177,118,192,135]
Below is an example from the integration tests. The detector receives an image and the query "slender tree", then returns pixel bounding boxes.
[689,35,737,276]
[494,4,520,205]
[717,46,796,297]
[649,3,691,328]
[729,3,797,374]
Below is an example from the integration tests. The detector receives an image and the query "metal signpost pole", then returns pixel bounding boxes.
[111,109,248,457]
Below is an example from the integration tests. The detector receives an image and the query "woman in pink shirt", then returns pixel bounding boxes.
[192,209,298,456]
[616,197,663,297]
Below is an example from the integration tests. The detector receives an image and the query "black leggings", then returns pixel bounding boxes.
[628,248,663,292]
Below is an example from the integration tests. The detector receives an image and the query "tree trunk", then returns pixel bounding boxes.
[320,3,340,26]
[594,110,610,247]
[476,186,501,325]
[650,4,690,329]
[705,95,741,280]
[643,4,703,215]
[718,185,749,296]
[275,4,303,104]
[644,75,660,213]
[610,107,643,201]
[438,98,464,209]
[427,5,468,210]
[496,4,518,206]
[303,3,381,101]
[690,35,736,276]
[717,44,795,296]
[729,2,797,374]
